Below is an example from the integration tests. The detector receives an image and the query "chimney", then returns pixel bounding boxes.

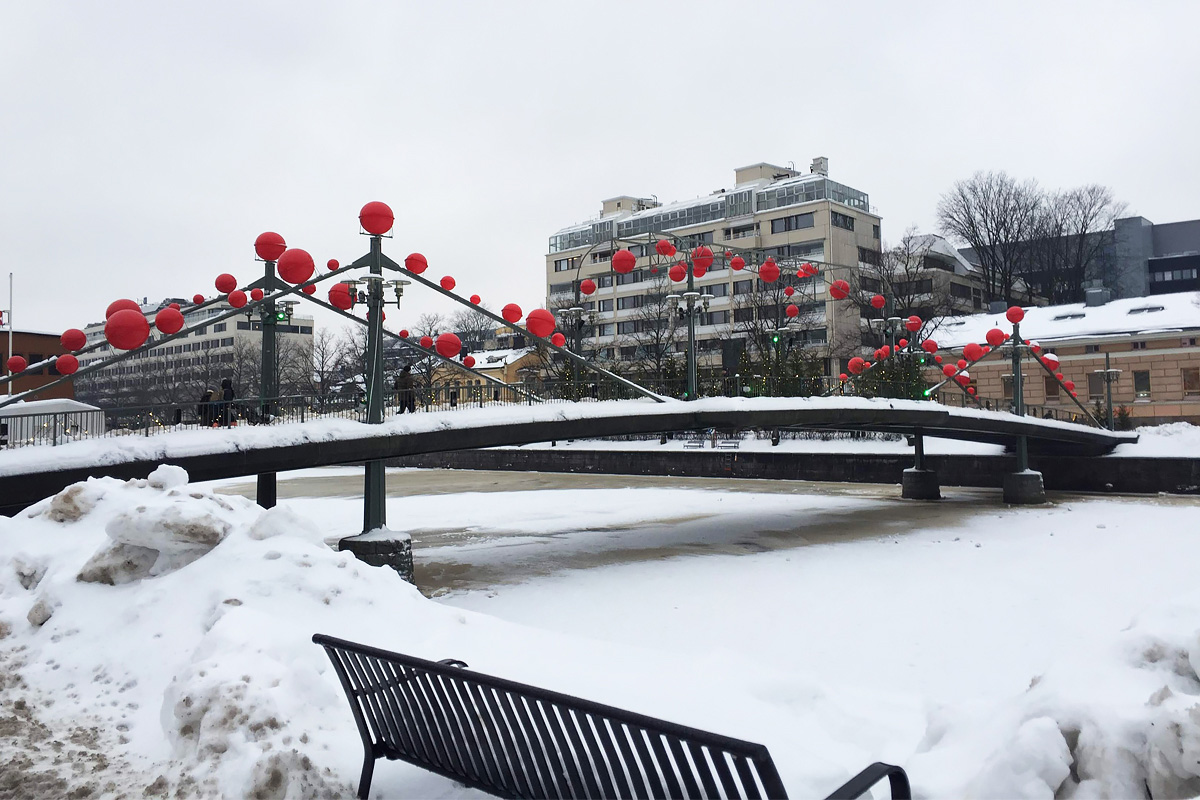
[987,300,1007,314]
[810,156,829,176]
[1084,288,1112,307]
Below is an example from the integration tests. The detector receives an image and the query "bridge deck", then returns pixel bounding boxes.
[0,397,1137,512]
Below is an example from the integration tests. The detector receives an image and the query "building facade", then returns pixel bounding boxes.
[1,330,74,400]
[931,290,1200,425]
[75,298,314,406]
[1112,216,1200,298]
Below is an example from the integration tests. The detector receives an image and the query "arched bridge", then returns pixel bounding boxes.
[0,396,1137,514]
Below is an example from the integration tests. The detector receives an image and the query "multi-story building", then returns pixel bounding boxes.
[1,329,74,400]
[1112,216,1200,298]
[546,159,884,376]
[930,290,1200,424]
[76,298,314,405]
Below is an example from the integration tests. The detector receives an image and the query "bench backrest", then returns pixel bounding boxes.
[315,634,788,799]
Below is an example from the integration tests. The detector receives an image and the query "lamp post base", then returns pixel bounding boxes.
[1003,470,1046,505]
[339,529,414,583]
[901,468,941,500]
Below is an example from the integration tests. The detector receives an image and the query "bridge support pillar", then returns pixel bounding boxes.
[901,468,940,500]
[1003,470,1046,504]
[256,472,277,509]
[339,529,413,583]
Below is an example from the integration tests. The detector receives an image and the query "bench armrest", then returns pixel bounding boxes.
[822,762,911,800]
[437,658,469,668]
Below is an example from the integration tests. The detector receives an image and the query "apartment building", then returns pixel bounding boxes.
[1,329,74,400]
[75,297,314,405]
[931,290,1200,424]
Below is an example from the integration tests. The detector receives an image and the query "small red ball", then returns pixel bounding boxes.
[6,355,28,373]
[277,249,315,284]
[327,259,339,271]
[215,274,237,294]
[440,275,456,291]
[470,294,481,304]
[192,294,205,305]
[405,253,428,274]
[302,285,316,295]
[526,309,556,338]
[612,250,637,274]
[60,328,86,351]
[399,329,409,338]
[55,354,78,375]
[463,355,476,368]
[870,294,886,310]
[254,231,286,261]
[551,332,567,347]
[669,264,686,282]
[420,335,433,349]
[251,288,264,301]
[155,307,185,334]
[359,201,394,235]
[580,279,596,296]
[228,290,248,308]
[502,303,523,324]
[1006,306,1025,324]
[786,304,799,318]
[759,261,780,283]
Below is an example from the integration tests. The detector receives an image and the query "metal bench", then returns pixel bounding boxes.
[682,438,706,449]
[715,438,741,450]
[314,634,911,800]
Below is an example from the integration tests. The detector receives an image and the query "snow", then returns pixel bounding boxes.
[506,432,1006,455]
[4,466,1200,797]
[931,290,1200,348]
[1110,421,1200,457]
[0,395,1137,478]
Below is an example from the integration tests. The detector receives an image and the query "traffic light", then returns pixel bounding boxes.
[771,334,780,344]
[275,310,289,322]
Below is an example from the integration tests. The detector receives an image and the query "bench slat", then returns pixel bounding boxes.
[469,681,529,797]
[734,753,764,800]
[450,676,514,795]
[342,651,394,758]
[569,707,617,798]
[683,741,722,799]
[432,671,494,787]
[361,656,414,764]
[645,729,686,799]
[502,688,561,798]
[665,734,703,799]
[409,668,473,779]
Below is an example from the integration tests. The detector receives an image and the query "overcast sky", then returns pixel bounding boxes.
[2,1,1197,338]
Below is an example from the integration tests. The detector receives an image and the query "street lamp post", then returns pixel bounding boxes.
[666,289,712,399]
[557,300,596,396]
[1092,353,1122,429]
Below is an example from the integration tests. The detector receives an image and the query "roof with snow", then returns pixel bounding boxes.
[931,291,1200,347]
[471,347,535,370]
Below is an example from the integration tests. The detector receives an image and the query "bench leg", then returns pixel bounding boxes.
[358,753,376,799]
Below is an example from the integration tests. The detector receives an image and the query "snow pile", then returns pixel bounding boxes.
[1111,421,1200,458]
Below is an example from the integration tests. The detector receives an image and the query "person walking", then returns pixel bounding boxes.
[394,365,416,414]
[220,378,236,426]
[198,388,217,427]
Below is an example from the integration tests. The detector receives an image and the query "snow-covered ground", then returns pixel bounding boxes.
[3,467,1200,798]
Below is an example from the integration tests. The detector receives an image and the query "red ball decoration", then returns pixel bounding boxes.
[526,309,557,338]
[986,328,1006,347]
[730,256,745,271]
[870,294,886,310]
[848,357,866,375]
[1043,353,1060,369]
[612,249,637,274]
[1055,371,1064,380]
[880,345,891,358]
[399,329,409,338]
[692,263,707,279]
[440,275,456,291]
[956,359,968,369]
[963,342,984,361]
[435,332,462,358]
[1006,306,1025,324]
[968,386,977,395]
[170,303,181,310]
[839,373,849,382]
[935,355,943,364]
[251,288,264,301]
[785,304,799,318]
[580,279,596,296]
[404,253,428,274]
[1029,341,1042,354]
[192,294,205,305]
[329,284,353,310]
[55,354,78,375]
[898,339,908,348]
[669,263,686,282]
[759,260,781,283]
[922,339,939,353]
[463,355,476,368]
[419,335,433,349]
[502,303,523,324]
[254,231,287,262]
[829,279,850,300]
[905,315,922,332]
[955,373,971,386]
[551,332,567,347]
[942,364,956,377]
[215,274,238,294]
[228,290,248,308]
[277,249,315,284]
[470,294,481,304]
[359,201,394,235]
[692,246,714,270]
[302,285,316,295]
[655,240,675,256]
[106,299,140,319]
[6,355,27,373]
[60,329,86,351]
[1063,380,1076,393]
[155,307,185,334]
[105,308,150,351]
[783,286,795,297]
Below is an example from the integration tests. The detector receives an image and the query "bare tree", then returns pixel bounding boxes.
[937,171,1044,303]
[410,313,445,389]
[1025,185,1126,303]
[624,272,680,382]
[449,305,496,353]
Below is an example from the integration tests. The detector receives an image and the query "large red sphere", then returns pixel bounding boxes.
[55,354,78,375]
[783,286,795,297]
[302,285,316,295]
[215,274,237,294]
[786,304,799,318]
[1063,380,1076,393]
[6,355,27,373]
[228,290,248,308]
[551,332,567,347]
[668,264,686,282]
[922,339,939,354]
[399,329,409,338]
[905,315,922,332]
[1042,353,1061,370]
[956,359,968,369]
[612,249,637,274]
[419,335,433,349]
[963,342,984,361]
[579,279,596,296]
[155,307,185,334]
[870,294,886,310]
[730,255,745,271]
[839,373,849,382]
[277,249,315,284]
[1006,306,1025,324]
[169,302,180,310]
[360,201,394,235]
[327,259,339,271]
[502,303,523,324]
[192,294,205,305]
[692,246,713,270]
[463,355,476,368]
[986,328,1006,347]
[759,261,781,283]
[440,275,456,291]
[105,308,150,350]
[470,293,481,304]
[526,308,556,338]
[405,253,428,274]
[329,284,353,310]
[254,231,287,261]
[848,357,866,375]
[830,279,850,300]
[943,364,956,377]
[655,239,675,257]
[60,328,86,351]
[106,298,140,319]
[435,332,462,358]
[251,288,264,302]
[692,263,707,279]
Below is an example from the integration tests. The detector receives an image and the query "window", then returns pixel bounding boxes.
[724,223,757,240]
[1044,376,1059,398]
[893,279,933,296]
[615,270,643,286]
[212,322,226,333]
[950,282,972,299]
[1002,375,1013,400]
[1087,373,1105,401]
[591,250,613,264]
[616,295,642,310]
[598,299,613,312]
[705,283,729,297]
[617,321,638,335]
[733,307,755,323]
[1133,370,1151,399]
[553,257,575,272]
[733,279,754,295]
[1131,341,1147,350]
[596,274,613,288]
[1183,367,1200,397]
[1085,344,1101,354]
[872,224,881,240]
[769,213,815,234]
[702,310,729,325]
[1182,338,1197,347]
[549,281,573,295]
[858,247,882,266]
[830,211,855,231]
[300,326,312,334]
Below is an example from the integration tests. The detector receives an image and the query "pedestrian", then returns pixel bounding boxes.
[394,365,416,414]
[220,378,236,426]
[197,388,217,426]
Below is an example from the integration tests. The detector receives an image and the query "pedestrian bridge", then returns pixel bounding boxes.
[0,396,1136,514]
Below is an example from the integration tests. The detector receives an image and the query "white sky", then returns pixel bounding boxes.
[2,1,1198,338]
